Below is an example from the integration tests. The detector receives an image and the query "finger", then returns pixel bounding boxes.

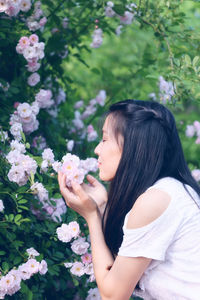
[86,174,100,187]
[58,173,62,191]
[71,181,88,201]
[58,171,64,186]
[58,173,71,197]
[81,182,89,190]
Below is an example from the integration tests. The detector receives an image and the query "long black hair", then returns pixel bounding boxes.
[102,100,200,256]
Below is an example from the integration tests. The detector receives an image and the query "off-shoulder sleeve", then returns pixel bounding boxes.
[118,198,182,261]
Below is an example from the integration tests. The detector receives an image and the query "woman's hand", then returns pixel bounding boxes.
[82,174,108,213]
[58,172,99,222]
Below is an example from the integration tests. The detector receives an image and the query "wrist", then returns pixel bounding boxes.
[87,208,101,227]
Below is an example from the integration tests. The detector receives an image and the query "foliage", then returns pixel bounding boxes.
[0,0,199,299]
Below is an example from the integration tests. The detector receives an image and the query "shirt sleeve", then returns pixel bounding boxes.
[118,201,181,261]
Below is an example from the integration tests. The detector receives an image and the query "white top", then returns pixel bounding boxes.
[118,177,200,300]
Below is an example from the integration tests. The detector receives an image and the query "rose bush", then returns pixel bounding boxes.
[0,0,199,299]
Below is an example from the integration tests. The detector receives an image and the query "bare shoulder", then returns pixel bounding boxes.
[126,188,171,229]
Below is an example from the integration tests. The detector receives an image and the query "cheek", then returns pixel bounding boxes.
[100,153,121,181]
[112,155,121,173]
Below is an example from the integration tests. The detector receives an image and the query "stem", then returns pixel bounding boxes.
[164,36,174,70]
[0,191,13,197]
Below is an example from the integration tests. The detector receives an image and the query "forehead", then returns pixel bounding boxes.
[102,115,114,133]
[102,114,124,149]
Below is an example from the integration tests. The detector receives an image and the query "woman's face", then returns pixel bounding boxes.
[94,115,123,181]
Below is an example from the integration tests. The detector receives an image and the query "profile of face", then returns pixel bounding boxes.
[94,115,123,181]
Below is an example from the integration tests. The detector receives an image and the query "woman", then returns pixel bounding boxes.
[58,100,200,300]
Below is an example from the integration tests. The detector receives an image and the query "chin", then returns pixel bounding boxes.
[99,171,113,182]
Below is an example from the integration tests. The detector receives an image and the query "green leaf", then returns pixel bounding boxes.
[20,218,31,223]
[21,282,33,300]
[13,256,22,265]
[72,277,79,287]
[9,86,19,94]
[53,251,64,258]
[91,68,101,75]
[8,214,14,222]
[145,74,158,79]
[50,199,56,206]
[0,251,6,255]
[113,4,125,15]
[2,261,9,271]
[184,54,191,66]
[17,186,28,193]
[193,56,199,67]
[33,156,43,165]
[18,205,29,210]
[14,214,22,222]
[25,142,30,149]
[48,265,59,276]
[12,240,24,249]
[53,193,62,199]
[173,58,180,67]
[21,131,26,143]
[18,199,28,204]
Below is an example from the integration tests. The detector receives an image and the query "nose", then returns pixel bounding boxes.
[94,141,101,156]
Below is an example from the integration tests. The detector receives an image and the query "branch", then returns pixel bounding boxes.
[137,16,174,70]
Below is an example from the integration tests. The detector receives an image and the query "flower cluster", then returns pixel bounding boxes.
[6,141,37,186]
[0,81,9,92]
[30,181,48,202]
[0,128,8,142]
[68,259,94,280]
[104,1,116,18]
[9,92,55,140]
[90,2,137,48]
[0,199,4,212]
[0,0,31,17]
[26,1,47,32]
[0,248,47,299]
[57,223,95,281]
[104,1,136,35]
[55,87,67,105]
[192,169,200,182]
[16,33,45,86]
[87,125,98,142]
[185,120,200,144]
[32,135,47,151]
[31,189,67,222]
[71,237,90,256]
[57,221,80,242]
[61,153,98,187]
[41,147,64,174]
[119,9,135,25]
[30,182,67,222]
[35,89,54,109]
[75,90,106,122]
[65,249,94,282]
[66,140,74,152]
[159,76,175,103]
[71,90,106,142]
[44,197,67,222]
[86,288,101,300]
[90,29,103,48]
[10,102,39,137]
[40,148,55,172]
